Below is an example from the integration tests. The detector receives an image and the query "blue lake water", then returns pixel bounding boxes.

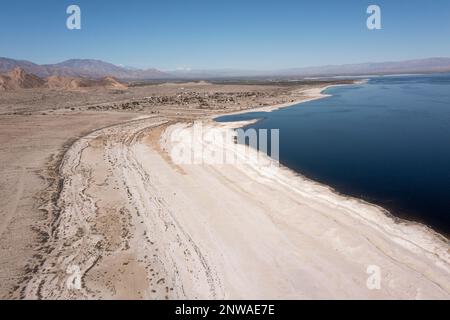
[216,74,450,236]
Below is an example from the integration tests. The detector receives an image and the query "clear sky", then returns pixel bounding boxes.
[1,0,450,70]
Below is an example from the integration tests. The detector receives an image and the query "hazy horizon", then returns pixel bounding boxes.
[1,0,450,70]
[3,55,450,73]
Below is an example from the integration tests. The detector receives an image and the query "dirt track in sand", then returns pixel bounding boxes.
[1,81,333,298]
[22,115,450,299]
[6,81,448,299]
[0,111,140,298]
[23,117,224,299]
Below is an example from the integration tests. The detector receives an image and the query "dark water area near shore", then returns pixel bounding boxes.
[216,74,450,236]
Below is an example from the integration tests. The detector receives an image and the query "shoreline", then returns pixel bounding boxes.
[159,119,450,298]
[20,81,450,299]
[208,119,450,243]
[209,81,450,241]
[211,80,367,117]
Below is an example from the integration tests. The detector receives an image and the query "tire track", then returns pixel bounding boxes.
[24,117,222,299]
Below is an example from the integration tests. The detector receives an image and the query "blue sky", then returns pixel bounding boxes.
[1,0,450,70]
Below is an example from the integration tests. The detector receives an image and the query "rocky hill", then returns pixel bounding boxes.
[0,57,169,80]
[0,67,45,91]
[0,68,128,91]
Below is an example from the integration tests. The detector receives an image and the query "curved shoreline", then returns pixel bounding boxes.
[196,119,450,260]
[22,82,450,299]
[211,81,450,241]
[160,120,450,298]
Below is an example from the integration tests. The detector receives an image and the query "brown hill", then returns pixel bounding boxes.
[0,68,128,91]
[96,76,128,90]
[45,75,92,89]
[0,57,169,80]
[0,67,45,91]
[45,75,127,90]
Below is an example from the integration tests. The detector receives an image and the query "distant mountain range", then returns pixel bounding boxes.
[275,57,450,77]
[1,57,450,80]
[0,67,127,91]
[170,58,450,79]
[0,57,169,80]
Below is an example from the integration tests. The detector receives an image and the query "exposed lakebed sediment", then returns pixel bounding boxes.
[24,114,450,299]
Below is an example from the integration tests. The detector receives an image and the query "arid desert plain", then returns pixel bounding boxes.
[0,79,449,300]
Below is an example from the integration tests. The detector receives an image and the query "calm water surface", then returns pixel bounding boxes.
[216,74,450,235]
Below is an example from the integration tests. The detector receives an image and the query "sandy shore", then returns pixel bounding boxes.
[1,81,344,298]
[227,80,367,114]
[0,111,141,299]
[20,84,450,299]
